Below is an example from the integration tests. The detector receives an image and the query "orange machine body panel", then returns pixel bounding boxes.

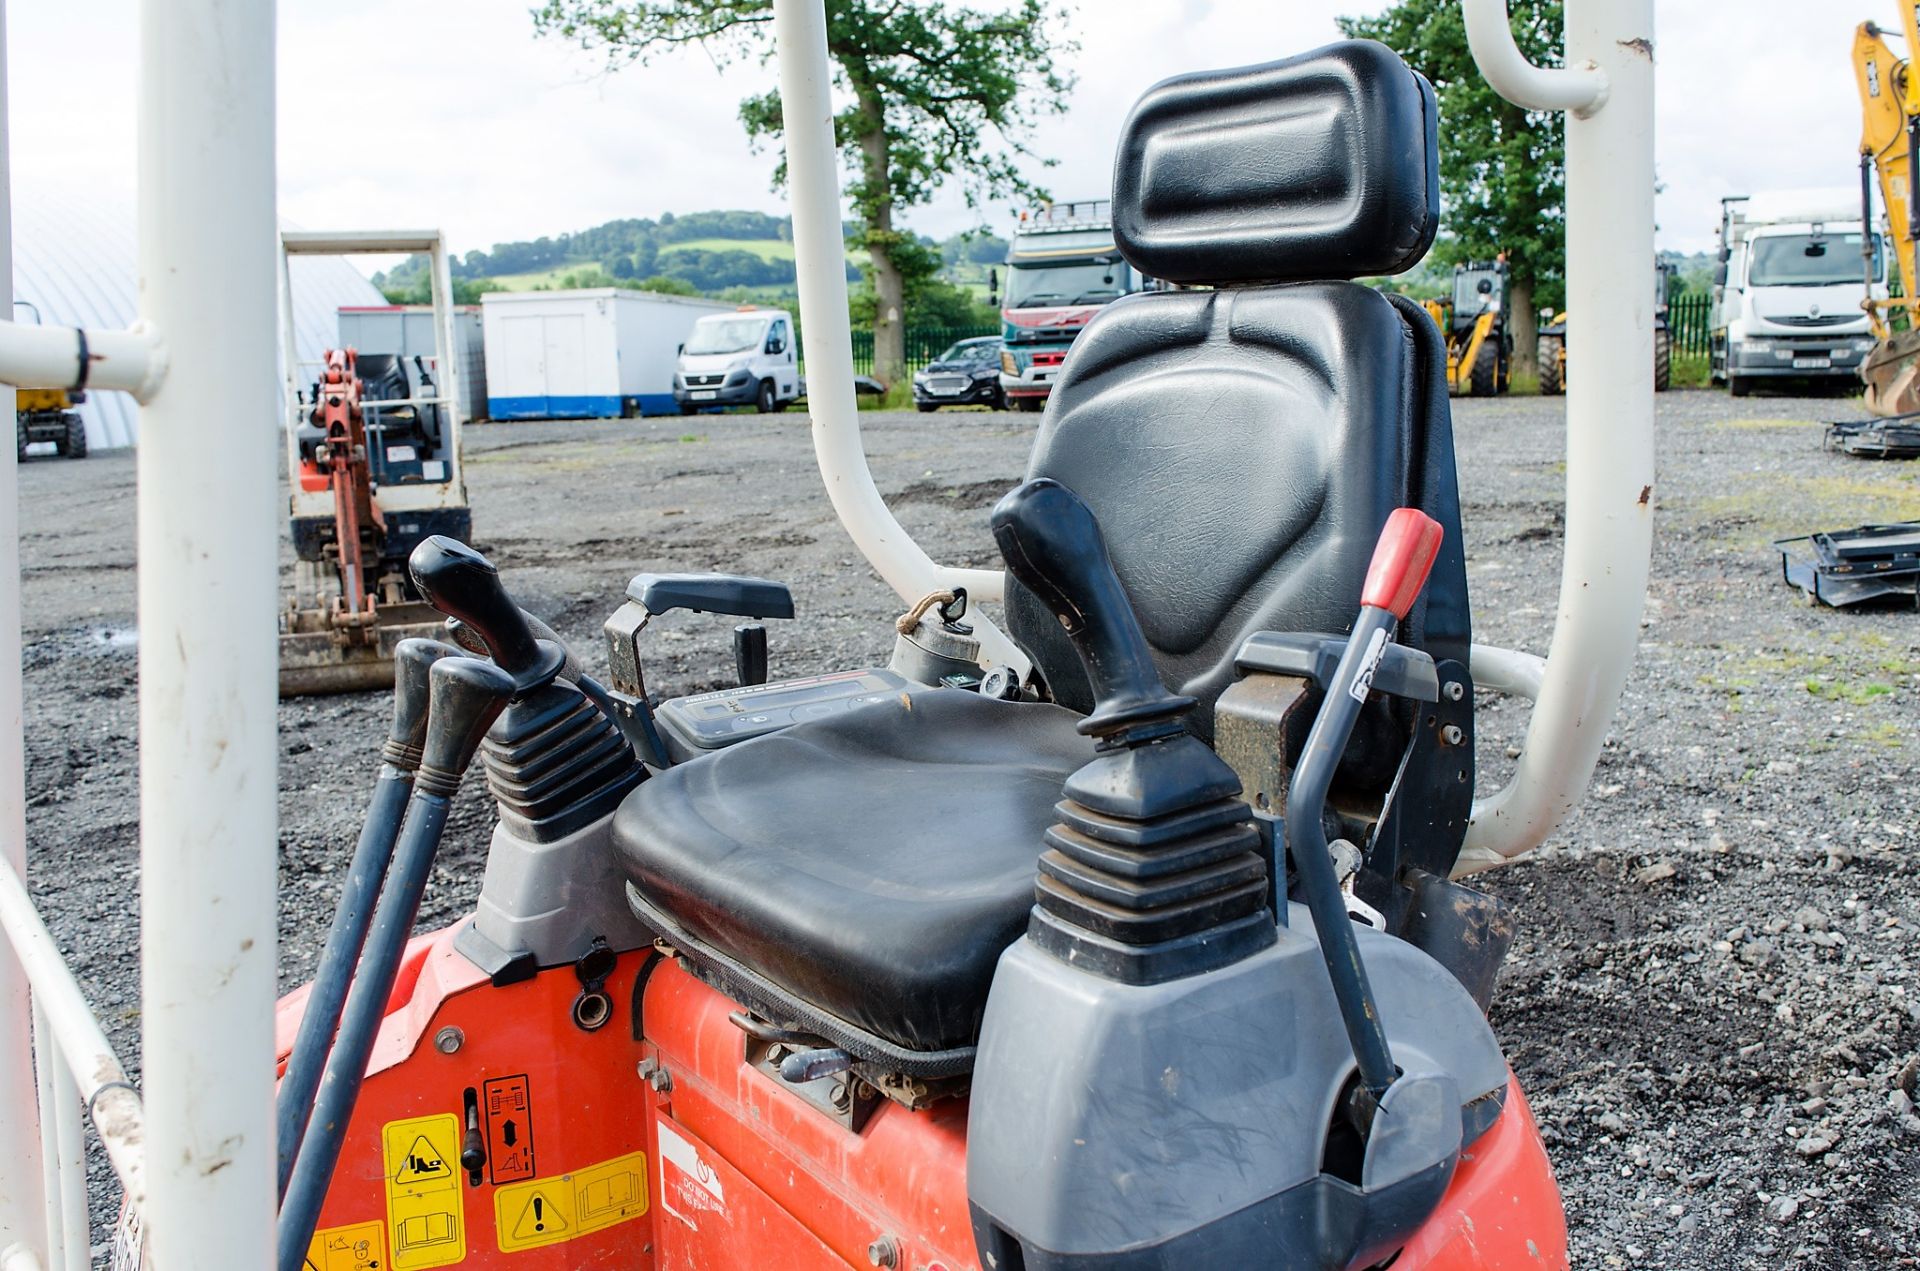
[286,927,1566,1271]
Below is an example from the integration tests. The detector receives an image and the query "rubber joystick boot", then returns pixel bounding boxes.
[408,536,637,838]
[991,478,1275,983]
[409,536,565,693]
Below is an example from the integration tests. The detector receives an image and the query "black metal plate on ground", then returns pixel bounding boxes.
[1775,521,1920,608]
[1825,416,1920,459]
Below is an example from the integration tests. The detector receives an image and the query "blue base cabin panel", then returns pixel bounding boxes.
[487,394,623,420]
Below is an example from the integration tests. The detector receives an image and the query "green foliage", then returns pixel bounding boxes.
[375,274,503,306]
[634,275,700,296]
[1339,1,1565,310]
[657,247,796,290]
[532,0,1075,382]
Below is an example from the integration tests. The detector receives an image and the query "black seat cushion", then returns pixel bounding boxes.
[614,690,1095,1055]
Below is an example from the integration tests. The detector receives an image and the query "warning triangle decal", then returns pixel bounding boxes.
[391,1134,452,1184]
[511,1191,568,1241]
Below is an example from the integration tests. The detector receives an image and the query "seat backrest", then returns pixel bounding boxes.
[1004,40,1470,739]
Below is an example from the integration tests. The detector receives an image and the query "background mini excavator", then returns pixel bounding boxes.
[278,231,473,695]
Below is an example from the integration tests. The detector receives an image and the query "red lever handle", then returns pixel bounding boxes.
[1360,508,1444,620]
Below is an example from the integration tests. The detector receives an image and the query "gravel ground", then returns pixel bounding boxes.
[16,388,1920,1267]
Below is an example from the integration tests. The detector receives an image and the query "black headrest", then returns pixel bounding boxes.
[1112,40,1439,287]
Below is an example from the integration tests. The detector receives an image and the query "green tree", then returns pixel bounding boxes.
[635,275,700,297]
[533,0,1075,388]
[1338,0,1564,364]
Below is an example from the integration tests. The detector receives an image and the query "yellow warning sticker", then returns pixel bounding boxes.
[305,1219,386,1271]
[382,1113,466,1270]
[493,1150,649,1253]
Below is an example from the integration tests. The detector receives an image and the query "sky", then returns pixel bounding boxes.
[3,0,1882,266]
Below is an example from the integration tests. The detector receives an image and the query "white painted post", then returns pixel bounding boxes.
[0,0,49,1262]
[1458,0,1655,869]
[134,0,280,1265]
[770,0,1025,670]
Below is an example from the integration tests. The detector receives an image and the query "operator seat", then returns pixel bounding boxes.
[612,38,1466,1076]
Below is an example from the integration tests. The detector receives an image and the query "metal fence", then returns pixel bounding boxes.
[848,325,1000,378]
[1668,294,1711,358]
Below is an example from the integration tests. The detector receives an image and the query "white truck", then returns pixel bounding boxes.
[1710,188,1886,396]
[672,307,802,414]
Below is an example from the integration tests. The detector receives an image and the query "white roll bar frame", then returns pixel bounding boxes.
[1455,0,1654,869]
[279,229,468,521]
[771,0,1025,671]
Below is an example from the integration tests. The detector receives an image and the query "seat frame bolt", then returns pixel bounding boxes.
[1442,680,1465,702]
[1440,723,1464,746]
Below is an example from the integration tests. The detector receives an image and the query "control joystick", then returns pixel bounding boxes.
[991,479,1191,739]
[990,478,1275,983]
[409,536,565,693]
[409,536,639,847]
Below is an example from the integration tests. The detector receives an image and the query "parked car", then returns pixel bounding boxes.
[911,337,1007,411]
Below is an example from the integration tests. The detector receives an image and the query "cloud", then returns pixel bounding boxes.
[4,0,1869,262]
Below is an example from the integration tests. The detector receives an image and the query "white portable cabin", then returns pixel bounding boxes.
[480,289,733,420]
[336,304,488,424]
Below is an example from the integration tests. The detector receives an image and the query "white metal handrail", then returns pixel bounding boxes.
[0,858,146,1217]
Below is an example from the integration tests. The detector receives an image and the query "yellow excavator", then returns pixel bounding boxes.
[1853,14,1920,414]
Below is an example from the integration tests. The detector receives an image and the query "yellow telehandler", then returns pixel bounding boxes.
[1422,259,1510,396]
[1535,261,1675,395]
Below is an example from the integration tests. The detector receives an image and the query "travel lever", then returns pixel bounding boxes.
[1286,507,1445,1111]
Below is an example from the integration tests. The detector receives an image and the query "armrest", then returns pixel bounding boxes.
[1235,631,1439,703]
[626,572,795,621]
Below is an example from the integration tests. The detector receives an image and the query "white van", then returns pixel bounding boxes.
[673,308,802,414]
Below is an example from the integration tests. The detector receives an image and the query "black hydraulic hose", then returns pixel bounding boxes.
[1907,116,1920,245]
[276,656,515,1271]
[275,639,460,1198]
[1862,153,1879,295]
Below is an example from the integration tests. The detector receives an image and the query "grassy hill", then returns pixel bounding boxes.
[661,237,796,262]
[481,238,873,293]
[372,211,991,320]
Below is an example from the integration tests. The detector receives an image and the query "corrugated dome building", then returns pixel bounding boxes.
[11,192,386,450]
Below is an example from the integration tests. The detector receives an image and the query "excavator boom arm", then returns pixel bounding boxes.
[1856,23,1916,308]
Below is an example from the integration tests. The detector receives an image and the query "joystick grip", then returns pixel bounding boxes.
[991,478,1192,736]
[409,537,563,691]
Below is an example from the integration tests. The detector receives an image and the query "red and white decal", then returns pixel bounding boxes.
[657,1118,726,1231]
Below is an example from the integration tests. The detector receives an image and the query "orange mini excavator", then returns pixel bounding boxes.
[269,40,1571,1271]
[278,230,473,696]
